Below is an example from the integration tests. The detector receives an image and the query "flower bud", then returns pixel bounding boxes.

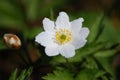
[3,33,21,49]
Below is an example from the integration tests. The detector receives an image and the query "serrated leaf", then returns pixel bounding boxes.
[43,70,74,80]
[75,69,108,80]
[75,69,96,80]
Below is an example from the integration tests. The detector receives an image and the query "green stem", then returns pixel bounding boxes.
[50,8,54,20]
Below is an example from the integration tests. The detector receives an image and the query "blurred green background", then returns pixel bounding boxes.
[0,0,120,80]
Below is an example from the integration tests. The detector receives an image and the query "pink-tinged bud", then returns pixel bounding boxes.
[3,33,21,49]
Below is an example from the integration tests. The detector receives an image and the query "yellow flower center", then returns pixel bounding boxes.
[55,28,72,45]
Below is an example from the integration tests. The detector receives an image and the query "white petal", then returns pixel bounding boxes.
[71,18,84,33]
[45,46,59,56]
[35,32,49,47]
[59,44,75,58]
[43,18,55,31]
[80,27,90,39]
[71,37,87,49]
[55,12,70,29]
[35,32,55,47]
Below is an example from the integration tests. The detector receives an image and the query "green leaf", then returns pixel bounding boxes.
[17,67,32,80]
[94,50,117,58]
[101,76,109,80]
[9,69,17,80]
[87,13,104,43]
[50,43,105,65]
[94,70,106,79]
[24,67,33,79]
[75,43,105,58]
[9,67,32,80]
[75,69,96,80]
[17,69,27,80]
[97,18,120,43]
[95,57,115,79]
[75,69,108,80]
[43,70,74,80]
[82,57,98,69]
[50,55,66,65]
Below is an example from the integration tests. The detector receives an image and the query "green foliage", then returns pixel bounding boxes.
[9,67,32,80]
[43,69,74,80]
[87,13,104,43]
[0,0,119,80]
[0,0,24,28]
[50,42,108,65]
[95,57,116,79]
[94,50,117,58]
[9,69,17,80]
[97,18,120,43]
[75,69,96,80]
[49,11,119,80]
[22,0,40,21]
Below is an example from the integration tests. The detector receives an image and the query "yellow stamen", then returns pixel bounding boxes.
[55,28,72,45]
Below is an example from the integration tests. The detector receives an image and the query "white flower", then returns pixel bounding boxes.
[35,12,89,58]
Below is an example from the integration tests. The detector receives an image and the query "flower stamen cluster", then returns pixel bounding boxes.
[55,28,72,45]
